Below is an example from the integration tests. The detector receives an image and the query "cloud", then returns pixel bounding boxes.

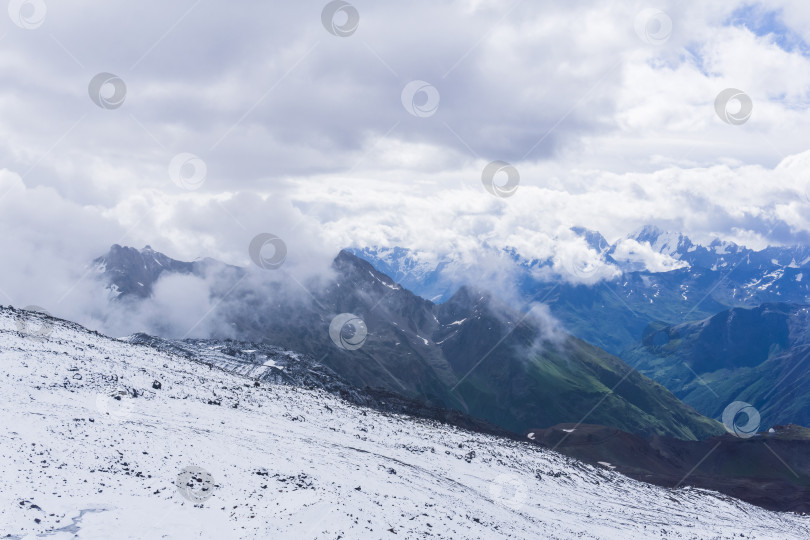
[611,239,690,273]
[97,273,219,339]
[3,1,810,334]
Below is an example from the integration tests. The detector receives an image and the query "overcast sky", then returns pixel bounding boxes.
[3,0,810,322]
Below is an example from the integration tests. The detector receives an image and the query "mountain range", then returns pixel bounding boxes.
[92,227,810,431]
[351,226,810,355]
[92,229,810,430]
[92,244,722,441]
[348,229,810,431]
[626,302,810,429]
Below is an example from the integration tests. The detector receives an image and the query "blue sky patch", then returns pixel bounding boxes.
[726,4,809,55]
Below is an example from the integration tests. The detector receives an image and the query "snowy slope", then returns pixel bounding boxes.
[1,308,809,539]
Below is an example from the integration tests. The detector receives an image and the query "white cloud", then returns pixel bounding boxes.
[3,1,810,329]
[611,239,690,273]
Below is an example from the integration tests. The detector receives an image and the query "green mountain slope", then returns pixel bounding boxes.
[625,303,810,428]
[229,252,723,440]
[93,245,724,440]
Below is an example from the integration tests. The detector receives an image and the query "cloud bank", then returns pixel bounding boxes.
[3,0,810,331]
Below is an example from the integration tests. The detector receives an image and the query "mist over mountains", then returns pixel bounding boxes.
[353,225,810,354]
[89,242,722,440]
[80,226,810,438]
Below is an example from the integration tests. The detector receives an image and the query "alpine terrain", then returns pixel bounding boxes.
[2,306,809,539]
[351,226,810,356]
[91,245,722,441]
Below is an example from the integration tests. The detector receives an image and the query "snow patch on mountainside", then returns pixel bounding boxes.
[1,308,808,539]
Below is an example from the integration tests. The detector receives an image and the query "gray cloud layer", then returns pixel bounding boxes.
[3,0,810,331]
